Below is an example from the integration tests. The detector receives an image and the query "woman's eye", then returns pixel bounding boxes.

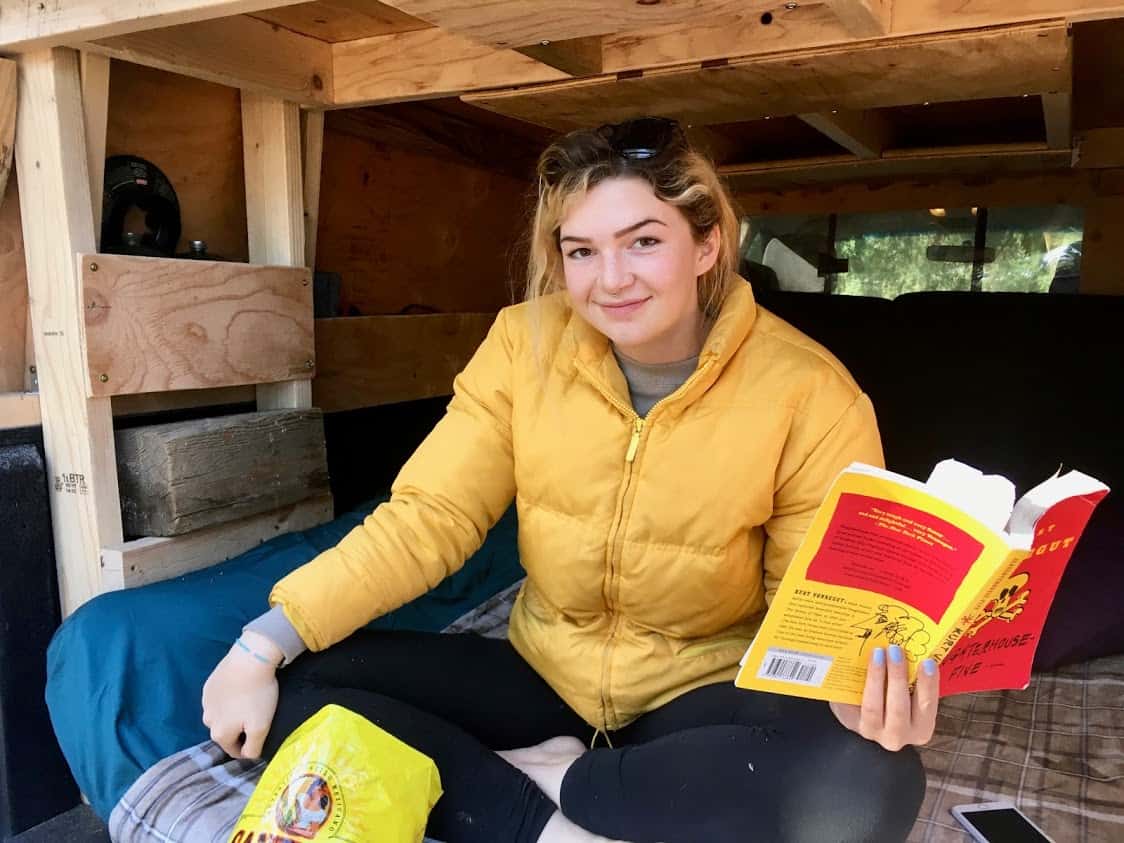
[566,247,592,259]
[633,237,660,248]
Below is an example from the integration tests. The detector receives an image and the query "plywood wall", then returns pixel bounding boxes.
[0,174,27,392]
[314,111,531,315]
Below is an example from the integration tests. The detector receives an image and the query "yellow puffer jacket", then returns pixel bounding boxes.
[271,281,883,731]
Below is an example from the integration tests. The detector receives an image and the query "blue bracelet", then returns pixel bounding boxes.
[235,637,280,667]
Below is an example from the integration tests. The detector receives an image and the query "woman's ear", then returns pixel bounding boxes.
[695,225,721,276]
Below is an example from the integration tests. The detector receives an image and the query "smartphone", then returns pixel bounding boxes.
[950,802,1056,843]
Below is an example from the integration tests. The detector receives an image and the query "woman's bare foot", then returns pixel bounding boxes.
[497,735,587,806]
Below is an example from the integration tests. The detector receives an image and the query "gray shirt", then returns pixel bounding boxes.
[244,347,700,665]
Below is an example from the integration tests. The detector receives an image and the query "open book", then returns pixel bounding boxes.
[735,460,1109,704]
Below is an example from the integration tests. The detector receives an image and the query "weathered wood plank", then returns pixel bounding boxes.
[313,313,494,412]
[15,47,122,615]
[115,409,329,536]
[466,23,1072,130]
[80,254,314,397]
[101,492,334,588]
[331,26,568,107]
[0,0,307,51]
[85,15,331,106]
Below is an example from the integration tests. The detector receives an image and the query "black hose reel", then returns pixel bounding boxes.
[100,155,182,257]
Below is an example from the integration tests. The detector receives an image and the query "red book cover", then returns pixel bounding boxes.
[940,489,1110,696]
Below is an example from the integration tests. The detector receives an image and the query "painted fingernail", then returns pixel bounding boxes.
[872,647,886,666]
[889,644,903,664]
[923,658,938,676]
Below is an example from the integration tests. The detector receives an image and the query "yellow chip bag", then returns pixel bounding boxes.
[229,704,442,843]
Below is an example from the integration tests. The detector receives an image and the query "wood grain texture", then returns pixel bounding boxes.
[81,254,314,397]
[823,0,890,36]
[302,110,325,269]
[466,23,1072,130]
[0,58,15,205]
[331,25,567,107]
[0,391,40,430]
[383,0,764,48]
[105,61,249,262]
[313,313,494,411]
[0,0,307,51]
[115,409,329,536]
[101,492,333,588]
[516,36,604,76]
[250,0,431,42]
[16,47,122,616]
[79,51,110,237]
[891,1,1124,35]
[314,112,528,315]
[86,14,331,106]
[0,174,27,392]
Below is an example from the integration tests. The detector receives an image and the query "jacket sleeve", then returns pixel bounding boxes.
[761,389,884,605]
[269,309,518,651]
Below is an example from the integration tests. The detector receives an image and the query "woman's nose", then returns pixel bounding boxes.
[599,253,633,293]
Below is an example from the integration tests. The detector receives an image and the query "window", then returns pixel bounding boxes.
[742,205,1084,298]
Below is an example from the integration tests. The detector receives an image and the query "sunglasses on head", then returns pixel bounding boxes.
[601,116,687,161]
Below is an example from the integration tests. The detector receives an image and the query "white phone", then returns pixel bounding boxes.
[950,802,1056,843]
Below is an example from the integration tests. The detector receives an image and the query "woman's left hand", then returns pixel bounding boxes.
[829,644,939,751]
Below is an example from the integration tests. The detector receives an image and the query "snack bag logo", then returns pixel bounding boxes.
[273,774,333,839]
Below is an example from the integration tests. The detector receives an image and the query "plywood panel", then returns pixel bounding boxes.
[81,254,314,397]
[313,313,494,411]
[384,0,758,48]
[466,23,1071,130]
[892,1,1124,34]
[105,61,249,261]
[251,1,431,42]
[314,112,528,315]
[0,175,27,392]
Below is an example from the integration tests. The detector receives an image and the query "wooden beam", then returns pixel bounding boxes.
[241,92,314,411]
[466,23,1071,131]
[115,409,329,536]
[112,386,255,417]
[79,51,109,239]
[0,391,41,430]
[720,144,1073,190]
[380,0,767,49]
[516,36,604,76]
[0,173,27,393]
[1073,127,1124,167]
[892,2,1124,35]
[302,110,325,271]
[0,58,14,204]
[84,15,331,107]
[1042,92,1073,149]
[0,0,307,51]
[797,109,895,158]
[250,0,432,42]
[80,254,314,397]
[15,47,123,615]
[823,0,891,37]
[602,4,854,74]
[101,492,334,589]
[313,313,494,413]
[331,26,567,108]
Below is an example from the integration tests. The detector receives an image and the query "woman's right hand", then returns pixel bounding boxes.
[201,631,282,760]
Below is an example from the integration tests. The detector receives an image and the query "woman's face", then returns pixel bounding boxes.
[559,176,719,364]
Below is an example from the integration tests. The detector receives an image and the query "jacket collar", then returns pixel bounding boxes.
[563,279,758,417]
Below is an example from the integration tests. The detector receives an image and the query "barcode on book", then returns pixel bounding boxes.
[756,648,833,687]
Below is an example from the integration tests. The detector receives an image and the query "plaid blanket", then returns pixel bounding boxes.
[110,584,1124,842]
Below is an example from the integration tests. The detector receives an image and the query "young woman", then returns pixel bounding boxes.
[202,117,935,843]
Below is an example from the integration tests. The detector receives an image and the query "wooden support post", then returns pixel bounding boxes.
[797,109,894,159]
[1042,92,1073,149]
[79,51,110,240]
[241,91,312,410]
[15,47,123,615]
[301,110,325,271]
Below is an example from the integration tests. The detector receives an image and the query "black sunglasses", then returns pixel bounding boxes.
[601,117,687,161]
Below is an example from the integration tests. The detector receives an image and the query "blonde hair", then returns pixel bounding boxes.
[525,121,742,319]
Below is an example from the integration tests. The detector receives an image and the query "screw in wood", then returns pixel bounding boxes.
[305,360,314,370]
[784,2,799,8]
[99,373,109,383]
[89,261,98,271]
[29,366,36,374]
[541,40,551,46]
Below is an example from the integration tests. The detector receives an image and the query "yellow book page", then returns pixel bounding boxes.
[735,470,1018,705]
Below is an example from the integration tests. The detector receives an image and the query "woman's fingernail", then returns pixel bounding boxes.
[889,644,904,664]
[923,658,938,676]
[873,647,885,667]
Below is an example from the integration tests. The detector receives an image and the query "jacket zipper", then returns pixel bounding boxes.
[593,357,714,732]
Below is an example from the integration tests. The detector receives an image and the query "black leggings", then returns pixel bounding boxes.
[262,630,925,843]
